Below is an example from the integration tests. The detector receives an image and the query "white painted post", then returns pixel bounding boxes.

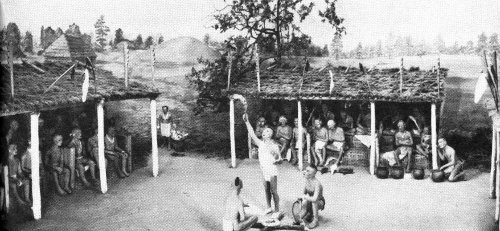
[151,99,159,177]
[298,100,304,171]
[30,113,42,219]
[97,99,108,193]
[248,135,252,159]
[491,127,497,199]
[496,130,500,222]
[370,102,376,175]
[255,45,261,92]
[230,98,236,167]
[431,103,438,170]
[3,166,9,213]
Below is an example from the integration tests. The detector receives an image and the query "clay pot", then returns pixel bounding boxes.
[412,168,425,180]
[390,166,404,179]
[431,170,445,182]
[375,166,389,179]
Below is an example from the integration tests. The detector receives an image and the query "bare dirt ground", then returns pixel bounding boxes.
[10,147,497,231]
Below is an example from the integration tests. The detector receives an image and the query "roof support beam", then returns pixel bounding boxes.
[151,99,159,177]
[297,100,303,171]
[491,127,497,199]
[30,113,42,219]
[230,98,236,168]
[369,102,376,175]
[97,99,108,193]
[431,103,438,170]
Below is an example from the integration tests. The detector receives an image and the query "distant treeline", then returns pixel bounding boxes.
[334,32,500,59]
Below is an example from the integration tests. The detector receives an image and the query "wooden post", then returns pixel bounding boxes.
[227,53,232,91]
[230,98,236,167]
[97,99,108,193]
[256,46,261,92]
[496,130,500,222]
[151,45,155,84]
[3,165,9,213]
[298,100,304,171]
[124,45,129,88]
[30,113,42,219]
[151,99,159,177]
[126,136,132,173]
[8,47,14,98]
[370,102,376,175]
[437,58,441,96]
[399,58,403,94]
[431,103,438,170]
[248,134,252,159]
[491,127,497,199]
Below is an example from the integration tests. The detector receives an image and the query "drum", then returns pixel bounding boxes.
[412,168,425,180]
[431,170,445,182]
[375,166,389,179]
[390,166,404,179]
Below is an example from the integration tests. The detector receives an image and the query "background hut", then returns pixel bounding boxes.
[43,34,97,64]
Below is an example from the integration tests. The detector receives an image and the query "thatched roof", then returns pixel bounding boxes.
[0,61,160,117]
[229,65,448,103]
[43,34,96,61]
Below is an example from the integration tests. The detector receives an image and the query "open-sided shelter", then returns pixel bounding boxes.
[228,63,448,172]
[1,61,160,220]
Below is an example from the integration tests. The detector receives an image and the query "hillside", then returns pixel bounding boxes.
[155,36,221,66]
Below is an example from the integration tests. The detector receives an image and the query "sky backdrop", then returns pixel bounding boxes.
[2,0,499,50]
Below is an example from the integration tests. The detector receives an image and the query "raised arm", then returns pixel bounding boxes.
[243,114,261,147]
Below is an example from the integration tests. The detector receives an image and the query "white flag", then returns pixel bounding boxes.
[474,72,488,103]
[82,69,90,102]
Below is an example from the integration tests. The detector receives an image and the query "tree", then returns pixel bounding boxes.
[489,33,500,52]
[212,0,345,62]
[476,32,488,53]
[355,42,364,59]
[23,31,33,53]
[203,33,211,45]
[465,40,475,54]
[433,35,446,54]
[94,15,110,50]
[375,40,383,57]
[404,36,414,56]
[158,35,164,44]
[331,34,343,60]
[5,22,25,57]
[114,28,125,47]
[66,23,81,36]
[134,34,143,49]
[144,36,154,49]
[385,33,395,58]
[321,44,329,57]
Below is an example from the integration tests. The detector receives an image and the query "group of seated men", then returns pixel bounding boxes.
[4,112,132,204]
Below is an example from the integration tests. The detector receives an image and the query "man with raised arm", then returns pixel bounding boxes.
[223,177,258,231]
[243,113,282,215]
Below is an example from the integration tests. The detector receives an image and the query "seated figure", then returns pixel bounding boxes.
[291,118,310,166]
[311,118,328,167]
[294,164,325,229]
[275,116,293,160]
[438,138,465,182]
[8,144,31,205]
[46,135,72,195]
[104,127,130,178]
[68,128,97,187]
[170,122,189,152]
[394,120,414,173]
[339,110,356,135]
[325,120,345,172]
[222,177,258,231]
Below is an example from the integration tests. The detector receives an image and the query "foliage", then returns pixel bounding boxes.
[114,28,125,46]
[476,32,488,53]
[331,34,343,59]
[158,35,164,44]
[22,31,33,53]
[144,36,154,49]
[94,15,110,51]
[134,34,143,49]
[5,22,25,57]
[489,33,500,52]
[212,0,344,61]
[65,23,81,36]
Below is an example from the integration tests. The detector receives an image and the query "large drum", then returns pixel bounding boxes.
[431,170,445,182]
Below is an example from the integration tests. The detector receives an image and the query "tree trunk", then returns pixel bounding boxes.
[275,0,282,63]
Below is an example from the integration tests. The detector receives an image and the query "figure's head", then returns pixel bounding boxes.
[162,106,169,113]
[10,120,19,130]
[53,135,63,147]
[327,120,336,129]
[294,118,299,127]
[412,108,420,115]
[234,177,243,192]
[71,128,82,140]
[278,116,287,126]
[314,118,322,129]
[327,111,335,119]
[303,163,318,179]
[38,117,45,127]
[171,122,178,129]
[56,115,63,123]
[422,126,430,135]
[340,110,347,118]
[257,117,266,127]
[262,127,274,140]
[438,137,447,149]
[397,120,405,131]
[8,144,17,157]
[321,104,328,113]
[107,127,116,138]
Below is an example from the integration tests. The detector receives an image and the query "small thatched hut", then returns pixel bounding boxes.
[227,63,448,172]
[43,34,96,63]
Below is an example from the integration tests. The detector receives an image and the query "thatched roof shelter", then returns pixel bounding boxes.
[229,65,448,103]
[0,61,159,117]
[43,34,97,63]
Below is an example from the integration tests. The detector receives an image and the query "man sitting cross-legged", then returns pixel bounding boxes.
[223,177,258,231]
[295,163,325,229]
[46,135,72,195]
[68,128,97,187]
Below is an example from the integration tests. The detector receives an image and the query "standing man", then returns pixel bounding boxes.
[243,113,282,215]
[158,106,172,149]
[297,164,324,229]
[223,177,258,231]
[438,138,465,182]
[275,116,293,160]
